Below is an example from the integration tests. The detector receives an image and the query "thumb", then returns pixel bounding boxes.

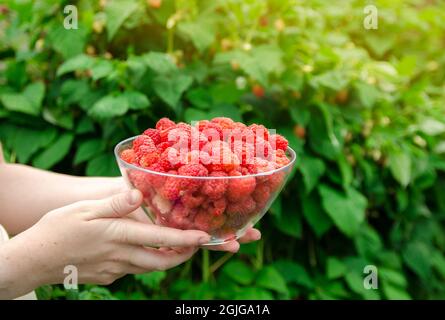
[87,189,143,219]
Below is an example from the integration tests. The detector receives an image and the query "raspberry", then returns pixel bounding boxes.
[167,127,191,149]
[273,149,290,168]
[190,128,209,150]
[168,204,194,229]
[121,149,136,164]
[201,171,228,199]
[156,117,175,131]
[270,134,288,151]
[143,128,161,145]
[252,84,265,98]
[224,212,249,230]
[152,193,173,215]
[194,210,226,232]
[226,196,256,216]
[249,123,269,141]
[181,191,205,209]
[157,142,171,153]
[139,151,160,168]
[160,172,181,201]
[231,141,255,166]
[202,197,227,216]
[178,163,208,191]
[198,121,223,141]
[254,137,272,158]
[185,150,211,166]
[211,117,235,130]
[128,170,154,198]
[246,157,275,174]
[133,135,156,154]
[203,141,240,172]
[159,147,182,170]
[226,171,256,202]
[146,163,167,189]
[252,183,271,209]
[267,171,285,192]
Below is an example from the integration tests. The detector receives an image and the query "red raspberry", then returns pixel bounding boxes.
[267,171,285,192]
[252,84,265,98]
[226,196,256,216]
[270,134,288,151]
[146,163,167,189]
[181,191,205,209]
[185,150,211,166]
[159,147,182,170]
[133,135,156,153]
[139,151,160,168]
[249,123,269,141]
[198,121,223,141]
[120,149,136,164]
[226,171,256,202]
[160,173,181,201]
[246,157,275,174]
[194,210,226,232]
[128,170,154,198]
[231,141,255,166]
[157,141,171,153]
[178,163,208,191]
[203,141,240,172]
[143,128,161,145]
[201,171,228,200]
[167,127,191,149]
[254,137,272,158]
[252,183,271,209]
[273,149,290,168]
[156,117,175,131]
[168,204,194,229]
[207,198,227,216]
[211,117,235,130]
[190,128,209,151]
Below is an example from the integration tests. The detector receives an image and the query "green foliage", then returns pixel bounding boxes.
[1,0,445,300]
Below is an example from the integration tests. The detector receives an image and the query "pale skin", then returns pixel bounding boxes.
[0,157,261,299]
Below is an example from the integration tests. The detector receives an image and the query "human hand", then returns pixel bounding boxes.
[0,189,210,299]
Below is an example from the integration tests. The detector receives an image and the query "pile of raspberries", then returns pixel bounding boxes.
[120,117,291,238]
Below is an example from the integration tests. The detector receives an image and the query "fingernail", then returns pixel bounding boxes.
[253,229,262,240]
[198,235,211,244]
[127,189,141,205]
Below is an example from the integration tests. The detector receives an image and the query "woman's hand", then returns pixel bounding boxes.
[0,189,210,299]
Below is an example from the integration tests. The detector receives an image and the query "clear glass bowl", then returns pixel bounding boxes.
[114,136,296,245]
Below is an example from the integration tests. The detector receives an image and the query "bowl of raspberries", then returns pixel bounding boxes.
[115,117,296,245]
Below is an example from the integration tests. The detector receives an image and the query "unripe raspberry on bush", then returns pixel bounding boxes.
[147,0,162,9]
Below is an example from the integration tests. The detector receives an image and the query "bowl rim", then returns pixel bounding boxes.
[114,135,297,180]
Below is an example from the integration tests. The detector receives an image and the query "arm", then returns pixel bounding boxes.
[0,161,123,235]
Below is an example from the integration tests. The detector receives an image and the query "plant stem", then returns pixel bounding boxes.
[255,239,264,270]
[209,252,233,274]
[202,249,210,283]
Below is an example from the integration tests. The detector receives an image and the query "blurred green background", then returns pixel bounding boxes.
[1,0,445,300]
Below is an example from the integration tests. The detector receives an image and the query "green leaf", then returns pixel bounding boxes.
[273,260,313,288]
[380,268,408,288]
[207,104,242,122]
[153,73,193,108]
[299,154,326,193]
[354,224,383,260]
[91,60,114,81]
[57,54,95,76]
[389,150,411,187]
[143,52,177,74]
[431,250,445,279]
[273,208,302,238]
[33,133,74,169]
[0,93,36,115]
[318,184,367,237]
[256,266,289,295]
[326,257,347,279]
[61,79,90,105]
[48,25,88,59]
[382,282,411,300]
[123,91,151,110]
[23,82,45,112]
[310,71,348,91]
[74,139,104,165]
[302,192,333,237]
[222,260,255,285]
[418,118,445,136]
[179,21,215,52]
[344,258,380,300]
[354,82,379,108]
[186,87,212,109]
[233,288,274,300]
[402,241,432,280]
[89,94,129,118]
[105,0,139,40]
[86,153,120,177]
[135,271,166,289]
[184,108,207,123]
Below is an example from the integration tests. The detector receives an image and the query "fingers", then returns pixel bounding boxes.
[238,228,261,243]
[126,246,198,271]
[84,189,143,220]
[114,220,211,247]
[205,228,261,252]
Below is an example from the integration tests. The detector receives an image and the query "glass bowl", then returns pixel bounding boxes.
[114,136,296,245]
